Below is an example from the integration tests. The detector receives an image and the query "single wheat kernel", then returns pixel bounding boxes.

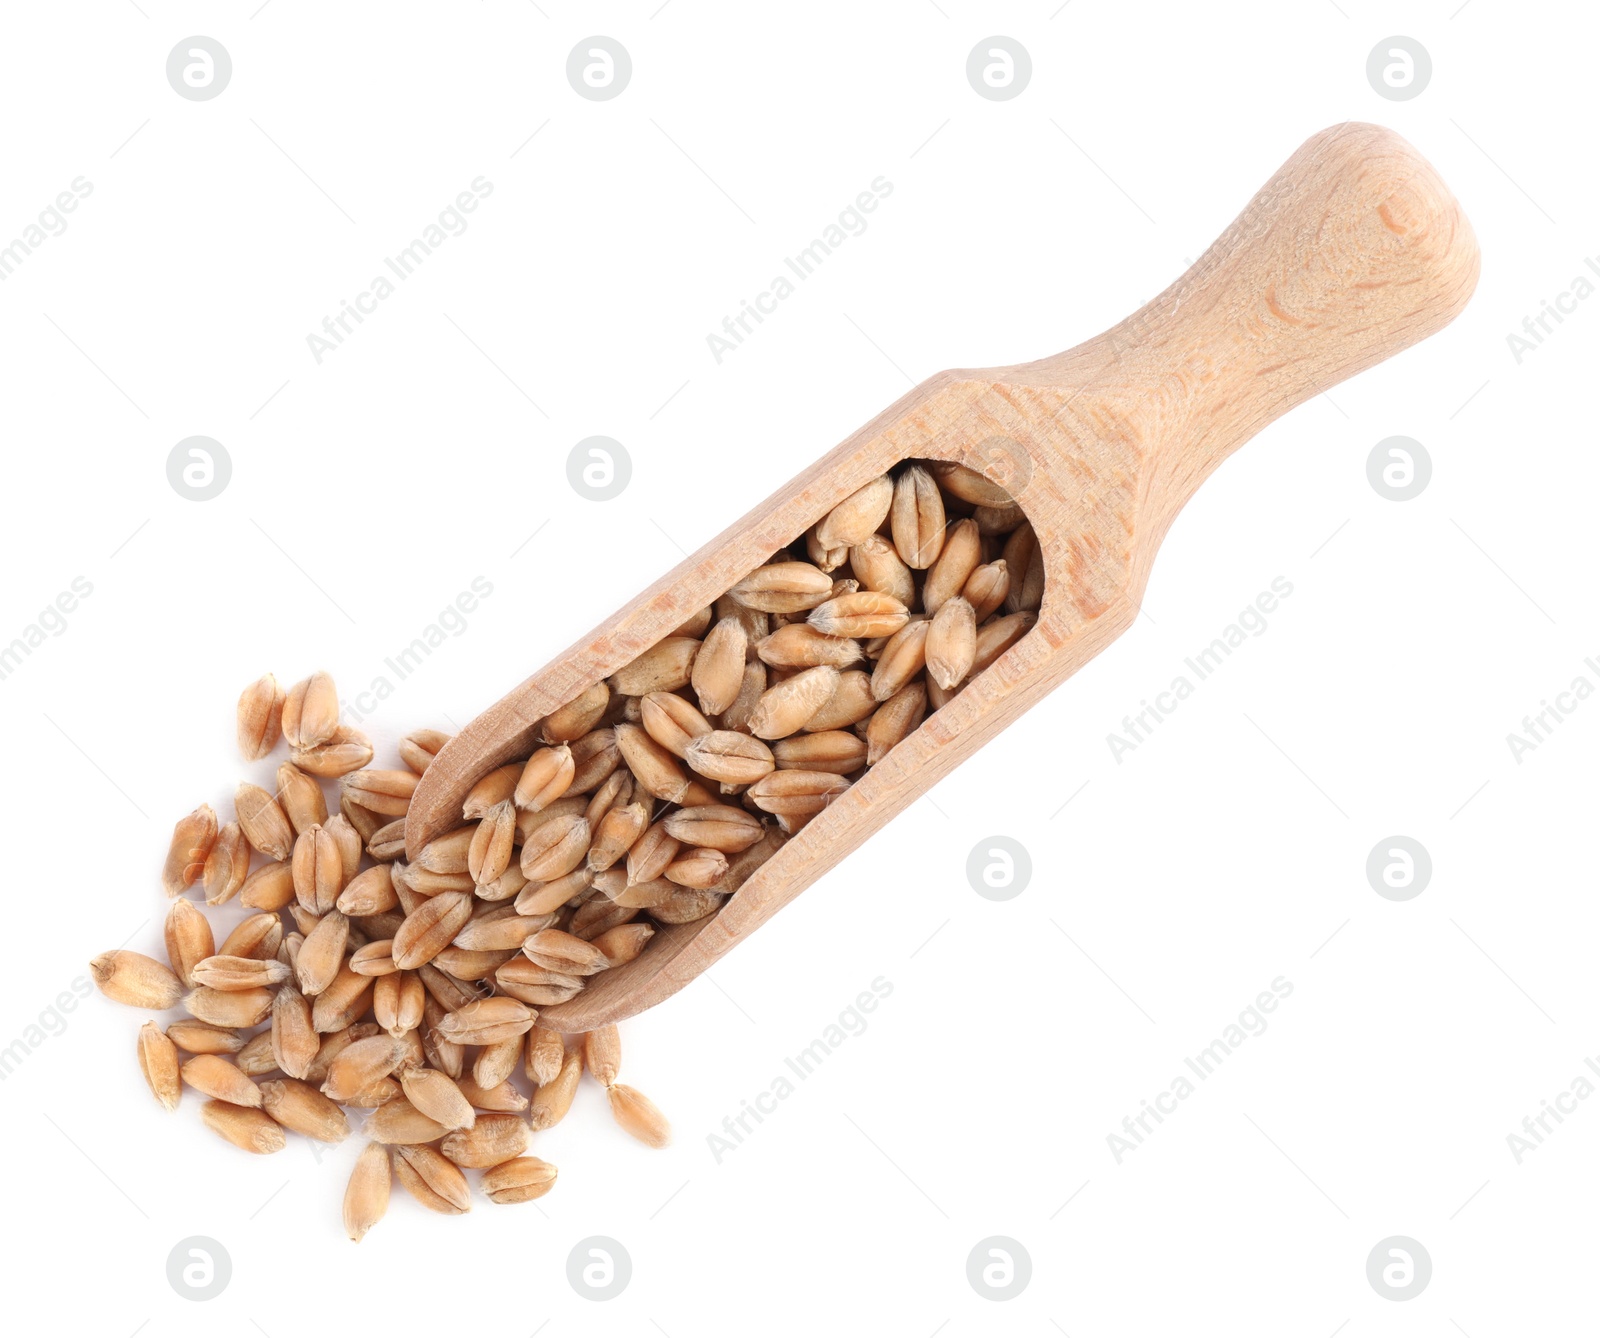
[662,804,764,853]
[321,1035,405,1103]
[282,671,340,750]
[259,1079,350,1142]
[291,727,375,778]
[271,984,319,1079]
[310,962,376,1033]
[926,596,977,690]
[435,996,537,1046]
[191,954,289,992]
[181,1054,262,1107]
[162,804,219,897]
[218,911,283,960]
[593,922,655,965]
[582,1025,622,1086]
[1001,522,1038,613]
[889,464,946,569]
[392,892,474,971]
[529,1046,583,1131]
[639,692,713,759]
[200,1099,285,1154]
[201,822,251,905]
[692,617,747,716]
[276,761,328,835]
[540,681,611,744]
[90,951,183,1010]
[236,783,295,862]
[344,1142,391,1242]
[865,681,928,765]
[519,813,592,881]
[186,985,274,1028]
[816,473,894,550]
[137,1021,181,1112]
[440,1113,529,1168]
[163,898,214,989]
[468,800,517,885]
[807,591,909,639]
[962,558,1011,621]
[748,665,839,738]
[168,1020,246,1056]
[237,861,296,911]
[921,519,981,615]
[870,620,929,701]
[337,864,397,917]
[394,1145,471,1214]
[772,730,867,775]
[341,769,419,818]
[609,637,701,696]
[930,459,1014,508]
[663,847,729,888]
[606,1083,672,1148]
[399,727,452,774]
[399,1065,476,1131]
[480,1156,558,1204]
[373,970,425,1039]
[236,673,285,760]
[473,1034,524,1090]
[525,1025,566,1087]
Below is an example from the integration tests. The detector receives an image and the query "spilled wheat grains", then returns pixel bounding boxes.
[92,457,1040,1238]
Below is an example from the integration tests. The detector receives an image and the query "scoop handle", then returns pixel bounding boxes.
[1013,122,1479,513]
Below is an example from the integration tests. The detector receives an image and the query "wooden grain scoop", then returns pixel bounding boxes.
[407,123,1478,1028]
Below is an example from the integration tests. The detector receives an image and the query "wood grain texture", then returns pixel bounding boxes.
[406,123,1479,1029]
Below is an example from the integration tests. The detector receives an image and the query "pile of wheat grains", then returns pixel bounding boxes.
[90,458,1041,1240]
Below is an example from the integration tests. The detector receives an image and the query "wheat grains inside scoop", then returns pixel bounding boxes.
[89,459,1043,1239]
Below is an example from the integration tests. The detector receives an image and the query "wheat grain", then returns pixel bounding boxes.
[236,783,295,861]
[276,761,328,834]
[291,727,375,778]
[90,951,183,1009]
[161,804,218,897]
[609,636,700,696]
[606,1083,671,1147]
[236,673,285,760]
[342,1143,390,1241]
[528,1045,582,1131]
[395,1144,471,1214]
[137,1022,181,1112]
[282,671,339,750]
[890,464,946,569]
[540,681,611,745]
[480,1156,558,1204]
[926,595,977,690]
[200,1099,285,1154]
[440,1113,528,1168]
[181,1054,262,1107]
[168,1020,246,1056]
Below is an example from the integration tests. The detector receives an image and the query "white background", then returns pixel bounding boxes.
[1,1,1594,1333]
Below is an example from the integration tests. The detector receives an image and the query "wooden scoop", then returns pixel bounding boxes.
[407,122,1478,1029]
